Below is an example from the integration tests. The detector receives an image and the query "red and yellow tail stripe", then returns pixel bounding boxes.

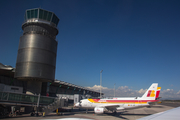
[155,87,161,98]
[146,87,161,97]
[147,90,155,97]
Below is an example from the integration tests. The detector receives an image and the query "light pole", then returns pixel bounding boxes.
[114,84,116,98]
[100,70,103,98]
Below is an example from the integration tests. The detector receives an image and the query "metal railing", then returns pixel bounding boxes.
[0,91,55,105]
[42,97,68,116]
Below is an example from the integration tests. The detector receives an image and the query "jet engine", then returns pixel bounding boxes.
[94,107,105,114]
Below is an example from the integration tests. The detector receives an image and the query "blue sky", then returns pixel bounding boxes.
[0,0,180,99]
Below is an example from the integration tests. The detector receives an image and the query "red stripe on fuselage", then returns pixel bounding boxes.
[91,99,100,102]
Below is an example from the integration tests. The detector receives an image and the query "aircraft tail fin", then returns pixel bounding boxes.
[141,83,158,100]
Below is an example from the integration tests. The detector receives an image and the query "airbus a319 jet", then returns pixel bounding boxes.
[74,83,161,114]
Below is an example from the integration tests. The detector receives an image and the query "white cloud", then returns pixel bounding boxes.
[87,85,146,97]
[138,89,147,94]
[177,90,180,95]
[86,85,180,100]
[160,89,180,99]
[86,85,109,91]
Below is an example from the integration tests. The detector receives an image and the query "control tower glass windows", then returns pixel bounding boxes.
[27,10,31,19]
[52,14,59,26]
[39,9,52,22]
[31,9,38,18]
[47,12,52,21]
[26,9,38,19]
[43,10,48,20]
[34,9,38,18]
[39,9,43,19]
[24,8,59,27]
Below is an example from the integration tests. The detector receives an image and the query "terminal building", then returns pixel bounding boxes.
[0,8,102,117]
[0,63,100,100]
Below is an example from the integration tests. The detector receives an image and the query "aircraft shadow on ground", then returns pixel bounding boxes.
[46,112,76,116]
[0,115,34,119]
[0,108,154,119]
[73,110,152,119]
[103,111,152,119]
[147,106,164,108]
[104,112,128,119]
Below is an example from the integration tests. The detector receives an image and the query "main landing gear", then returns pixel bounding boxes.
[112,110,117,114]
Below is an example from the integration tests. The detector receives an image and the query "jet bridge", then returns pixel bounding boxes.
[0,91,68,117]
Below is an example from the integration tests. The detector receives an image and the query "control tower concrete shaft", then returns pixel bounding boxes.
[15,8,59,94]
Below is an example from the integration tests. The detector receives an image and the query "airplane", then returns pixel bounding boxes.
[74,83,161,114]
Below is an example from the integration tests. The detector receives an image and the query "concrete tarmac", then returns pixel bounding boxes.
[1,103,180,120]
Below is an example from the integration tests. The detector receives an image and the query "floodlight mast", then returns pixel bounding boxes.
[100,70,103,98]
[114,83,116,97]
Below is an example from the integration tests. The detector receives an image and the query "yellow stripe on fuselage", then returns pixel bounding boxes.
[88,99,95,102]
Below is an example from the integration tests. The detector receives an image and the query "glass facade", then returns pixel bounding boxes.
[25,8,59,27]
[0,91,55,104]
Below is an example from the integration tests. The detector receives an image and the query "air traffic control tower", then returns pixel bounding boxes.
[15,8,59,94]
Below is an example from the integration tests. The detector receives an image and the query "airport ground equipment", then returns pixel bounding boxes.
[42,97,68,116]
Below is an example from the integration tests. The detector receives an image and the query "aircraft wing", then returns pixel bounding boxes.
[147,100,161,105]
[99,104,122,111]
[137,106,180,120]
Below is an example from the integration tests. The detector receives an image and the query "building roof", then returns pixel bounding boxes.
[53,79,101,94]
[0,63,15,77]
